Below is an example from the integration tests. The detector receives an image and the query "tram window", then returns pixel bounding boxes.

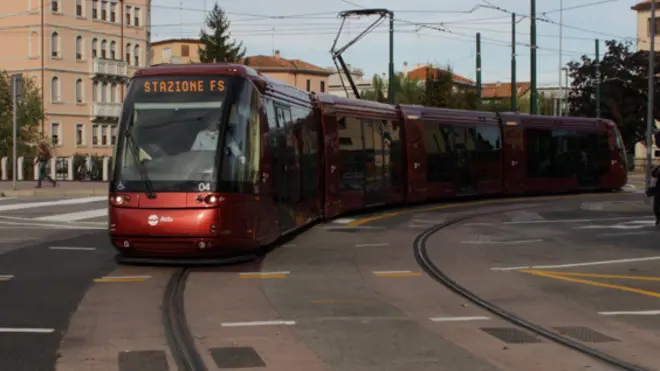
[265,98,278,129]
[246,88,261,186]
[476,126,500,151]
[424,121,453,183]
[526,128,554,178]
[338,116,365,191]
[475,126,501,180]
[551,130,577,178]
[387,120,402,191]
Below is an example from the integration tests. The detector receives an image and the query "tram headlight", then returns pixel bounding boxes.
[111,195,130,205]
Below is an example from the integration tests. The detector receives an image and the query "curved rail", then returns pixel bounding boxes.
[413,215,650,371]
[163,268,208,371]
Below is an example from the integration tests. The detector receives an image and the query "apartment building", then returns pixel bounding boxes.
[151,38,201,64]
[0,0,149,157]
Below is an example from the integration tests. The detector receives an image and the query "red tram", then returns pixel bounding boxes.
[107,63,628,261]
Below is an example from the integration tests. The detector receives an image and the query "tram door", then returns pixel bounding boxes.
[502,122,526,194]
[451,126,478,195]
[272,104,297,232]
[362,119,385,206]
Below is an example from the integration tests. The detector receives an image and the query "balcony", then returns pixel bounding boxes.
[92,102,122,118]
[92,58,128,77]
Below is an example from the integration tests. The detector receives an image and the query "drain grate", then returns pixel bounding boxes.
[553,327,619,343]
[480,327,543,344]
[118,350,169,371]
[209,346,267,368]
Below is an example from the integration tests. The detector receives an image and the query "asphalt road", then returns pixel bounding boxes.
[1,191,659,371]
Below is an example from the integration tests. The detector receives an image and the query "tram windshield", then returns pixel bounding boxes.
[112,75,261,194]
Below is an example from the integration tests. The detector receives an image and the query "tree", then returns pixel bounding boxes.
[198,3,246,63]
[0,71,45,158]
[567,39,660,150]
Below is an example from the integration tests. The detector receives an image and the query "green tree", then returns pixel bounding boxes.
[198,3,246,63]
[567,39,660,150]
[360,74,387,102]
[0,71,45,157]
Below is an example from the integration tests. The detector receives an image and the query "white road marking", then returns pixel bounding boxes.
[373,270,413,274]
[430,316,490,322]
[0,197,16,202]
[34,208,107,222]
[356,243,390,247]
[0,328,55,333]
[221,320,296,327]
[503,216,646,225]
[492,256,660,271]
[49,246,97,251]
[598,310,660,316]
[332,218,356,224]
[463,222,494,226]
[0,196,106,212]
[461,239,543,244]
[97,275,151,279]
[239,271,290,276]
[0,220,105,230]
[575,220,655,230]
[0,275,14,280]
[596,231,651,238]
[323,226,385,230]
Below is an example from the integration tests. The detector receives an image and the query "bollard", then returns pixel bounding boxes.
[50,157,57,180]
[0,157,7,181]
[17,157,24,180]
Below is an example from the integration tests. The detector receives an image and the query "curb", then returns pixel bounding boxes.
[0,189,108,197]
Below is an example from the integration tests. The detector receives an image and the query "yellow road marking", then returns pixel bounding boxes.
[373,272,423,277]
[311,299,376,303]
[521,270,660,299]
[533,271,660,281]
[348,192,634,226]
[239,274,287,279]
[93,277,149,283]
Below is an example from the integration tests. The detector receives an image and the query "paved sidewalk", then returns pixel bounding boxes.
[0,181,107,197]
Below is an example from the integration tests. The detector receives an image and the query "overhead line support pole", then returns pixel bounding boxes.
[476,32,482,102]
[595,39,600,118]
[530,0,538,114]
[645,0,657,190]
[511,13,516,112]
[388,12,395,104]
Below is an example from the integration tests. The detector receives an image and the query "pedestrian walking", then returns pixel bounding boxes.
[35,141,56,188]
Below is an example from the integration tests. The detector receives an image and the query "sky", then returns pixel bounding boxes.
[150,0,640,87]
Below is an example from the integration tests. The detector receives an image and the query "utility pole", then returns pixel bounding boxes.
[511,13,517,112]
[145,0,152,66]
[558,0,563,116]
[11,74,22,191]
[595,39,601,118]
[645,0,656,190]
[530,0,538,114]
[388,12,395,104]
[476,32,482,101]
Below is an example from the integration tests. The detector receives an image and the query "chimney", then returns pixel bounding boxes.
[274,50,280,59]
[403,61,408,75]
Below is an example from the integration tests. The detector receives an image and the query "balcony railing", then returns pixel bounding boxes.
[92,58,128,77]
[92,102,122,118]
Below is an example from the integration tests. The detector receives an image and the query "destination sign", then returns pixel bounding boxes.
[142,78,226,93]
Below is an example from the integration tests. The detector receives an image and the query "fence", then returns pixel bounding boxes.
[0,155,111,181]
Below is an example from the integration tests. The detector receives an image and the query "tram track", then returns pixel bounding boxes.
[413,209,651,371]
[163,268,208,371]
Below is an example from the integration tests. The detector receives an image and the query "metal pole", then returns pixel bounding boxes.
[11,75,18,191]
[145,0,151,66]
[511,13,517,111]
[595,39,601,118]
[558,0,563,116]
[530,0,538,114]
[476,32,482,101]
[645,0,656,189]
[388,12,395,104]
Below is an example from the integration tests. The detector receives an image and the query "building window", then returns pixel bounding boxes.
[50,32,60,58]
[50,76,60,102]
[134,7,141,26]
[110,41,116,59]
[91,38,98,58]
[125,5,131,25]
[92,124,99,145]
[320,81,325,93]
[111,125,117,145]
[76,0,83,16]
[92,0,98,19]
[306,79,311,91]
[102,124,108,145]
[101,0,108,20]
[126,42,131,64]
[110,83,117,102]
[51,0,60,13]
[133,45,140,66]
[76,124,85,146]
[110,2,117,22]
[101,82,108,102]
[163,47,172,61]
[50,123,61,146]
[92,81,98,102]
[650,18,660,37]
[101,39,107,59]
[75,36,83,60]
[181,44,190,57]
[75,79,84,103]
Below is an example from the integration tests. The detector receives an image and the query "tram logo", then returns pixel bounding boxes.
[148,215,159,226]
[148,214,174,226]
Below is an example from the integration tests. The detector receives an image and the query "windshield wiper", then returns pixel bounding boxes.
[123,128,157,199]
